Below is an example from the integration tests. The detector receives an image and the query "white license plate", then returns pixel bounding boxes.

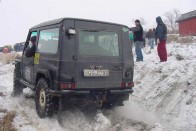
[83,69,109,77]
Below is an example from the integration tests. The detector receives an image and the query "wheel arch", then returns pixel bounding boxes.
[35,69,53,89]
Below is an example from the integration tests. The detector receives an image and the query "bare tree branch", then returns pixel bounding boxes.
[173,9,181,20]
[139,17,146,25]
[164,9,181,33]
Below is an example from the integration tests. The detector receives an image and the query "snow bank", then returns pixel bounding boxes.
[132,43,196,130]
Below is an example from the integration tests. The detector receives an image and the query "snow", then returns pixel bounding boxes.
[0,43,196,131]
[132,43,196,130]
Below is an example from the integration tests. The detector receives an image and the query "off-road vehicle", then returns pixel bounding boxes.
[13,18,134,118]
[0,47,3,53]
[14,42,25,52]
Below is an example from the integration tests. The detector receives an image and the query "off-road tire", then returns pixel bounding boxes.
[102,101,116,109]
[35,78,58,118]
[12,62,23,97]
[102,95,125,109]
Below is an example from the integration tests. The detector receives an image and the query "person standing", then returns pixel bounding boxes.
[129,19,144,62]
[146,29,155,52]
[153,28,157,45]
[155,16,167,62]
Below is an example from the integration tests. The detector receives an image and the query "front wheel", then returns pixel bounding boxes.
[12,62,23,97]
[35,78,58,118]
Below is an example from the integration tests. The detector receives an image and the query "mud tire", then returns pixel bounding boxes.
[35,78,58,118]
[12,62,23,97]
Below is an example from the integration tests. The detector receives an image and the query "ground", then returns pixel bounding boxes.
[0,42,196,131]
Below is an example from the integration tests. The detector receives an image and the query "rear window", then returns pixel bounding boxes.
[79,30,119,56]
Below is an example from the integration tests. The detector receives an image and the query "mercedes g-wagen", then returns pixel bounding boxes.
[13,18,134,118]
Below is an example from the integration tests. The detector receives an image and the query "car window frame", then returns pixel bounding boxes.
[36,25,61,56]
[36,24,62,56]
[22,30,38,56]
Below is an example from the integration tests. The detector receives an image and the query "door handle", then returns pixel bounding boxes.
[29,62,34,66]
[112,66,122,70]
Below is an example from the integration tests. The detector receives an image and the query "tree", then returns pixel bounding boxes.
[164,9,181,33]
[139,17,146,26]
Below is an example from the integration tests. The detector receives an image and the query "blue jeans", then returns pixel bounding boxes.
[135,41,143,61]
[149,38,155,49]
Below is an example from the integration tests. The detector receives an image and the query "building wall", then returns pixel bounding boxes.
[179,18,196,36]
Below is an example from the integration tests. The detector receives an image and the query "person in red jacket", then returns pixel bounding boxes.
[155,16,167,62]
[3,47,9,54]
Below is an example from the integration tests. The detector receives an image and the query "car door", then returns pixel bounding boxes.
[75,20,123,89]
[21,31,38,84]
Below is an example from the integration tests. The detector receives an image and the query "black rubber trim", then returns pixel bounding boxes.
[109,89,134,94]
[49,90,90,96]
[49,88,134,96]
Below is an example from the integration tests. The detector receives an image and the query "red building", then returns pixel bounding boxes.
[176,10,196,36]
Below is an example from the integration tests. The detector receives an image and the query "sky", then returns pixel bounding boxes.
[0,0,195,46]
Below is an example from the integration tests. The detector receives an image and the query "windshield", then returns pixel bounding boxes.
[79,30,119,56]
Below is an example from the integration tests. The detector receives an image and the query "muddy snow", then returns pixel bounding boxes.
[0,43,196,131]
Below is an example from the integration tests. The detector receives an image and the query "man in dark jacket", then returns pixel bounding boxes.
[146,29,155,51]
[155,16,167,62]
[129,19,143,62]
[25,36,36,57]
[153,28,157,45]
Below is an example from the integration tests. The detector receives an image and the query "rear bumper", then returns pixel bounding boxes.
[49,88,134,96]
[110,89,134,94]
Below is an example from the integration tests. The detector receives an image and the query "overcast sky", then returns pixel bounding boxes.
[0,0,195,46]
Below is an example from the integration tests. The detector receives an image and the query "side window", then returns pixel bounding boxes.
[31,32,38,38]
[37,28,59,54]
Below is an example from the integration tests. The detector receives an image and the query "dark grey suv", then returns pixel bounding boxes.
[13,18,134,118]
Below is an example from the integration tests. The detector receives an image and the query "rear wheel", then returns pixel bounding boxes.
[35,78,58,118]
[12,62,23,97]
[102,94,128,109]
[102,100,118,109]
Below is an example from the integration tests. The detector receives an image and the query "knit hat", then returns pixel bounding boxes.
[135,19,140,24]
[30,36,36,43]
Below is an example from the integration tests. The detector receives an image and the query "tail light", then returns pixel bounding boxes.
[60,83,75,90]
[71,83,75,90]
[121,82,134,88]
